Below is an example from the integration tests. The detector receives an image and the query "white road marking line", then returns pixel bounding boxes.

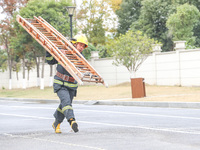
[0,113,199,135]
[79,121,200,135]
[1,105,200,120]
[3,133,105,150]
[77,109,200,120]
[0,100,38,104]
[0,113,52,120]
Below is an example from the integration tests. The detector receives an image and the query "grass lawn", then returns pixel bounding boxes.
[0,83,200,102]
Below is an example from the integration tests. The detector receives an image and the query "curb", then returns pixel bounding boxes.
[0,97,59,104]
[95,101,200,109]
[0,97,200,109]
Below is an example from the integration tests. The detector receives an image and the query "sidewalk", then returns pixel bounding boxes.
[1,97,200,109]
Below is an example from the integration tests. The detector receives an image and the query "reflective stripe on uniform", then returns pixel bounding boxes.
[62,105,73,112]
[57,108,63,114]
[46,56,54,61]
[54,79,78,88]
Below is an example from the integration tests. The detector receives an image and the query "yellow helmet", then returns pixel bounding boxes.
[73,34,88,48]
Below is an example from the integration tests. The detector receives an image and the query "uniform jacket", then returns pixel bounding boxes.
[46,51,78,92]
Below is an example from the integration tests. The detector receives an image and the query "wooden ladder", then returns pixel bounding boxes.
[17,15,107,87]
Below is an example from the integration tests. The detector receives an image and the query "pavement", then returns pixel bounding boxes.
[1,101,200,150]
[0,97,200,109]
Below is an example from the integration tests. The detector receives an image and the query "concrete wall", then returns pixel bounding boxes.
[0,63,57,89]
[1,41,200,89]
[90,49,200,86]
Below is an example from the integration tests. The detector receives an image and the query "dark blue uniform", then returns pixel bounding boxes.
[46,51,78,123]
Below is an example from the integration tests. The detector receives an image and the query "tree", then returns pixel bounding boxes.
[13,0,72,89]
[0,0,29,18]
[24,51,36,81]
[97,44,111,58]
[82,43,98,60]
[76,0,116,46]
[12,60,21,81]
[0,0,29,89]
[166,3,200,47]
[107,30,157,77]
[0,48,7,72]
[10,28,34,88]
[89,18,105,47]
[116,0,142,35]
[107,0,122,12]
[130,0,177,51]
[0,20,15,89]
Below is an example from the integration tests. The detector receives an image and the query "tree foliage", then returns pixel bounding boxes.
[107,30,157,77]
[19,0,71,37]
[0,0,28,84]
[116,0,142,35]
[76,0,116,46]
[0,49,7,72]
[116,0,200,51]
[82,43,97,60]
[0,0,29,18]
[14,0,72,60]
[166,3,200,46]
[130,0,177,51]
[107,0,122,12]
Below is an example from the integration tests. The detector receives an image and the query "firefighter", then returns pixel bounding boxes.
[46,34,88,133]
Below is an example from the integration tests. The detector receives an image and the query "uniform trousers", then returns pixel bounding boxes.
[53,86,76,123]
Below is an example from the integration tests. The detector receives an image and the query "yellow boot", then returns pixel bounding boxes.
[69,118,79,133]
[52,122,61,133]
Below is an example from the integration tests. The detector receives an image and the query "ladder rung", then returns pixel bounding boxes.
[53,41,62,43]
[83,76,100,79]
[71,61,82,64]
[70,60,81,62]
[50,39,57,41]
[58,47,65,49]
[47,36,56,39]
[37,28,46,31]
[26,19,37,23]
[31,23,40,25]
[76,65,87,68]
[65,51,73,54]
[17,15,106,86]
[32,24,42,27]
[36,27,45,29]
[57,44,64,47]
[41,32,51,35]
[82,79,102,83]
[80,68,90,71]
[67,56,78,58]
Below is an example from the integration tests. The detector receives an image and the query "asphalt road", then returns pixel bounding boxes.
[0,99,200,150]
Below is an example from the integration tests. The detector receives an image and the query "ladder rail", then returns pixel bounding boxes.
[33,16,84,80]
[17,15,108,87]
[38,16,105,84]
[16,15,83,85]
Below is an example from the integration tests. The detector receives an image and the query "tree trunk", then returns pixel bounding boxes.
[8,59,12,90]
[22,53,26,89]
[40,55,46,90]
[5,39,12,90]
[27,70,30,80]
[33,50,40,87]
[49,65,53,87]
[36,57,40,87]
[130,70,136,78]
[16,70,19,88]
[16,70,19,80]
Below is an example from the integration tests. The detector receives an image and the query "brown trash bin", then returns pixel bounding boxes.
[131,78,146,98]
